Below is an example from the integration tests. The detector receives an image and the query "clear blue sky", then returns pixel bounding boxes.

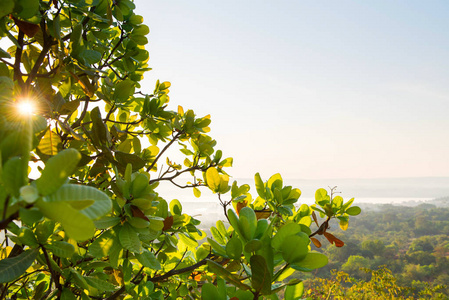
[136,0,449,179]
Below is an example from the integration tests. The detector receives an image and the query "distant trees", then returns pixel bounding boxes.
[307,204,449,298]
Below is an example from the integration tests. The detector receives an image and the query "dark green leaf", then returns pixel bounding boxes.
[250,255,271,295]
[226,235,242,260]
[207,260,251,291]
[47,241,75,258]
[0,249,38,283]
[135,248,161,270]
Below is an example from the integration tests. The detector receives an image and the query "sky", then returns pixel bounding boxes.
[136,0,449,180]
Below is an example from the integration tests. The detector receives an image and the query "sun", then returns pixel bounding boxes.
[16,99,36,116]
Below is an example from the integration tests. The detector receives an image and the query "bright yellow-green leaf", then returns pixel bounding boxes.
[35,199,95,241]
[206,167,221,193]
[37,129,61,156]
[36,148,81,196]
[284,281,304,300]
[193,187,201,198]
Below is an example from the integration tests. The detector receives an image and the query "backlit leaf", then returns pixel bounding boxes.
[36,199,95,241]
[37,129,62,156]
[284,281,304,300]
[36,148,81,196]
[46,184,111,219]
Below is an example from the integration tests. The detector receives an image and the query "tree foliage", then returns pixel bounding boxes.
[0,1,360,299]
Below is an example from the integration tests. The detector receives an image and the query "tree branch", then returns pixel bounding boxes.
[25,18,53,87]
[149,253,214,282]
[13,30,25,88]
[146,131,183,172]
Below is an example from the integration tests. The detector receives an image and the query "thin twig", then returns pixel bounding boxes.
[146,131,183,172]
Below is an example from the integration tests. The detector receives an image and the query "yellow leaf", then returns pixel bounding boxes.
[206,168,221,193]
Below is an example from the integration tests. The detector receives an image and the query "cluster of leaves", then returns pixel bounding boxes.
[0,0,360,299]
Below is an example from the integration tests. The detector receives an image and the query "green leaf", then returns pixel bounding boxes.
[244,239,262,253]
[206,167,221,192]
[254,219,269,239]
[130,173,149,197]
[291,252,328,271]
[226,235,242,259]
[193,187,201,197]
[227,208,244,239]
[35,219,55,244]
[216,220,229,240]
[17,227,38,246]
[281,234,309,264]
[179,232,198,249]
[272,223,302,251]
[88,230,116,258]
[0,0,14,19]
[36,199,95,241]
[16,0,40,19]
[2,157,26,196]
[19,207,43,226]
[342,197,355,211]
[69,268,89,290]
[84,276,116,292]
[94,216,121,229]
[239,207,257,241]
[0,49,11,60]
[169,199,182,215]
[207,238,227,257]
[250,255,271,295]
[332,195,343,208]
[113,79,135,102]
[115,151,145,171]
[36,148,81,196]
[201,283,221,300]
[47,241,75,258]
[135,248,161,270]
[207,260,251,291]
[61,288,77,300]
[80,50,102,64]
[90,106,110,146]
[315,188,330,205]
[46,184,112,219]
[267,173,283,191]
[0,249,38,283]
[254,173,266,199]
[284,281,304,300]
[346,206,361,216]
[132,136,141,154]
[233,290,254,300]
[37,129,62,156]
[211,227,225,245]
[133,24,150,36]
[119,223,142,253]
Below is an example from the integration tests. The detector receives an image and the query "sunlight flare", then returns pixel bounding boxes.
[16,98,36,116]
